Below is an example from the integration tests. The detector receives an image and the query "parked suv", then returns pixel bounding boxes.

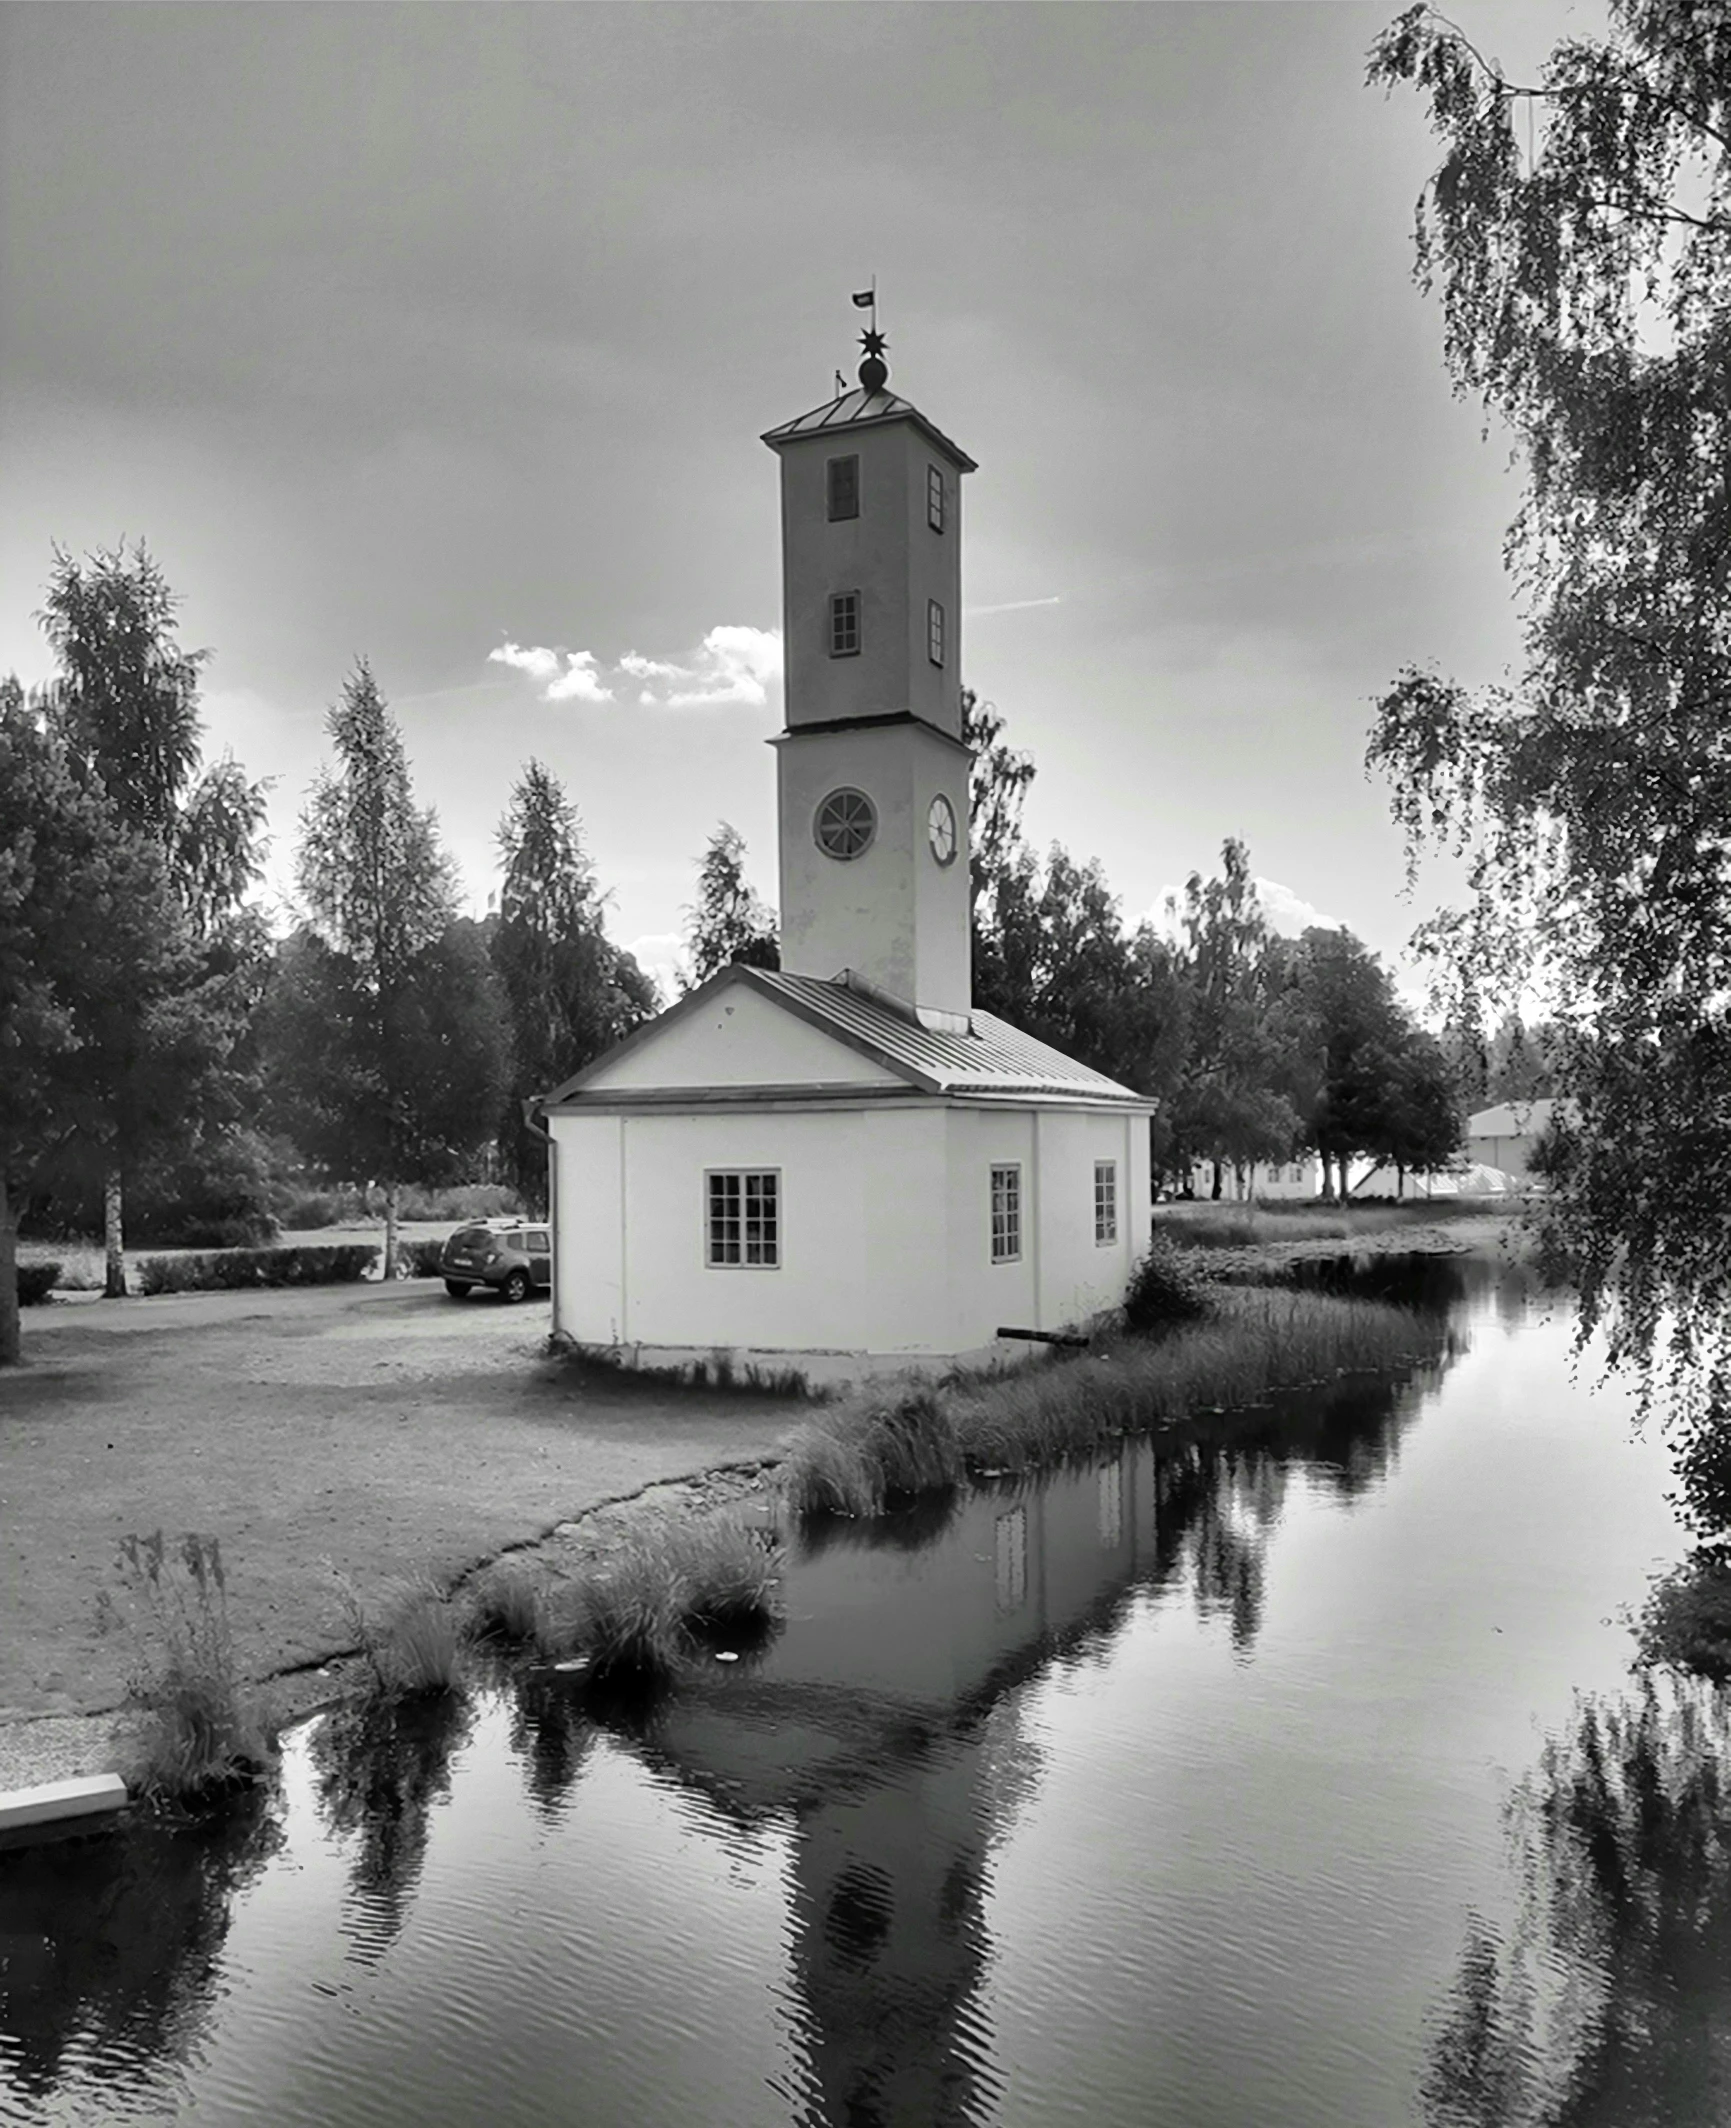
[439,1220,551,1302]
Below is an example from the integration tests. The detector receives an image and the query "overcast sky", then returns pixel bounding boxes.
[0,1,1598,1001]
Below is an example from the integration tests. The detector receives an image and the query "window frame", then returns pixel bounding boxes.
[927,597,945,668]
[829,591,861,659]
[704,1168,781,1270]
[990,1163,1022,1264]
[927,463,945,533]
[827,453,860,522]
[814,786,876,862]
[1094,1160,1118,1247]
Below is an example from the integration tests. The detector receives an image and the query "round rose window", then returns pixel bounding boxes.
[815,787,876,861]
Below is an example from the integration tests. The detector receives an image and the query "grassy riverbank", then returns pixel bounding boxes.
[781,1282,1455,1514]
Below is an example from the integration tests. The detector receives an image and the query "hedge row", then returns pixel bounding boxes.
[136,1245,379,1296]
[18,1262,60,1306]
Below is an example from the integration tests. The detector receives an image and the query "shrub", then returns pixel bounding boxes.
[781,1388,965,1519]
[277,1190,346,1230]
[1121,1238,1212,1336]
[396,1239,448,1279]
[1638,1547,1731,1683]
[136,1244,378,1295]
[347,1578,465,1698]
[17,1261,60,1305]
[97,1530,273,1802]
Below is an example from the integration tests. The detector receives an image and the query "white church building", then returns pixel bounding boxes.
[540,334,1153,1376]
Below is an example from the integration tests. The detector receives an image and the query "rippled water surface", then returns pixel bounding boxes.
[5,1258,1718,2127]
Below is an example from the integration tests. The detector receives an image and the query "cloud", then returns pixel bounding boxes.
[657,624,783,710]
[1147,875,1343,941]
[489,626,781,712]
[624,929,683,1004]
[488,640,613,703]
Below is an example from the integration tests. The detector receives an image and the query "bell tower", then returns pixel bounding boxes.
[762,330,977,1030]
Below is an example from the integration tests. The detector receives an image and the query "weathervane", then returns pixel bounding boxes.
[850,280,887,393]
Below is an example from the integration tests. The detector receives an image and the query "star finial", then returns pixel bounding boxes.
[857,325,889,394]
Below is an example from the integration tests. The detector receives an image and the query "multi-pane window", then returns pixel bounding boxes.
[1094,1160,1118,1246]
[827,453,860,522]
[706,1170,779,1268]
[990,1164,1021,1262]
[829,592,860,658]
[927,598,945,668]
[927,464,945,532]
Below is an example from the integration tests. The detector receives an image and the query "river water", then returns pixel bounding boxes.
[3,1256,1721,2128]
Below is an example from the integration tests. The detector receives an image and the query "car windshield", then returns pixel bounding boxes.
[450,1225,494,1248]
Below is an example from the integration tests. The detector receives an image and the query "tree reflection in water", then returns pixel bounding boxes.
[0,1788,280,2108]
[309,1689,474,1967]
[506,1670,597,1822]
[1424,1679,1731,2128]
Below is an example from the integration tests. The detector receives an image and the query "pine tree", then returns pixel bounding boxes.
[492,761,656,1207]
[277,663,503,1274]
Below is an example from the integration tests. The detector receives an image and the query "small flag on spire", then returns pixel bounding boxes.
[851,289,875,309]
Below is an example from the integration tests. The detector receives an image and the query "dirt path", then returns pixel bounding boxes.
[0,1281,802,1774]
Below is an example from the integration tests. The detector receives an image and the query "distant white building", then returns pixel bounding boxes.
[540,336,1153,1377]
[1465,1097,1573,1186]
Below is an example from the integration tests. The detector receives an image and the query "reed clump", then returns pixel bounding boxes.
[345,1577,466,1698]
[98,1530,274,1802]
[465,1564,544,1647]
[780,1387,966,1519]
[539,1517,786,1681]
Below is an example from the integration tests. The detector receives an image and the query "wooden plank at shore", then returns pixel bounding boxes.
[0,1774,129,1833]
[996,1326,1090,1348]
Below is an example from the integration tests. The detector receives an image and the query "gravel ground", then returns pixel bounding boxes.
[0,1277,805,1787]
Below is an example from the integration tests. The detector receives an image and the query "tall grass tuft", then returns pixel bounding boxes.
[780,1387,965,1519]
[538,1518,786,1681]
[345,1578,466,1698]
[98,1530,274,1803]
[466,1564,543,1647]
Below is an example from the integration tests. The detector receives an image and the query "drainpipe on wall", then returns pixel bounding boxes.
[521,1097,557,1339]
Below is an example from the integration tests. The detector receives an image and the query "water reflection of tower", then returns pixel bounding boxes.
[652,1447,1169,2126]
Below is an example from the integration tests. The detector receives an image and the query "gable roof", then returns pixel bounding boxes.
[761,386,977,473]
[541,963,1151,1111]
[1466,1096,1576,1139]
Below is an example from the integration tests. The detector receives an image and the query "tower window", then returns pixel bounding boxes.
[829,592,860,658]
[927,598,945,668]
[815,787,876,861]
[707,1170,779,1268]
[827,454,860,522]
[927,464,945,532]
[991,1164,1021,1262]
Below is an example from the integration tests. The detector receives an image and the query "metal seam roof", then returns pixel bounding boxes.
[751,970,1149,1105]
[760,387,978,472]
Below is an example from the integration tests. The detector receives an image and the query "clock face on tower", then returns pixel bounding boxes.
[927,793,957,867]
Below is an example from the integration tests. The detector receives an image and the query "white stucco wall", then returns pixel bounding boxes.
[774,417,967,739]
[580,983,900,1093]
[775,716,971,1017]
[550,1094,1147,1365]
